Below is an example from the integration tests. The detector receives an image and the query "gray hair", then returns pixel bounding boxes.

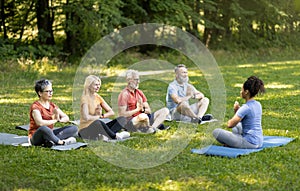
[174,64,186,73]
[125,69,139,81]
[34,79,52,97]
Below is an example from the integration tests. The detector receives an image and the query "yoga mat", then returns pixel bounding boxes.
[191,136,294,158]
[71,118,112,125]
[16,124,59,131]
[0,133,87,150]
[16,118,112,131]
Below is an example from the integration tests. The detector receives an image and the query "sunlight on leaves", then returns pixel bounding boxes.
[17,57,59,75]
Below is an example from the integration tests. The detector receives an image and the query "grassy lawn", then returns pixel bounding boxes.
[0,48,299,191]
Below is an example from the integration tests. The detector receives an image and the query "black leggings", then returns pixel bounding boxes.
[79,117,126,140]
[31,125,78,146]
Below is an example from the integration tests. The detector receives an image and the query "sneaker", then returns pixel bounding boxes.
[43,140,55,148]
[137,126,156,134]
[145,127,156,134]
[202,114,213,121]
[158,124,171,130]
[165,114,172,121]
[116,131,130,140]
[191,117,202,124]
[63,137,76,145]
[98,134,110,141]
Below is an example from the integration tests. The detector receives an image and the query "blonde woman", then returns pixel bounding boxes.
[79,75,130,140]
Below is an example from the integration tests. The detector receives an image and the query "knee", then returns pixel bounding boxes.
[70,125,79,133]
[201,97,209,105]
[39,126,52,133]
[116,116,127,125]
[162,107,169,116]
[177,101,189,110]
[212,128,222,138]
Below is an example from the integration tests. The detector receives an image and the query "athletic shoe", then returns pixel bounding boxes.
[145,127,156,134]
[43,140,55,148]
[202,114,213,121]
[116,131,130,140]
[98,134,110,141]
[158,124,171,130]
[63,137,77,145]
[137,126,156,134]
[191,117,202,124]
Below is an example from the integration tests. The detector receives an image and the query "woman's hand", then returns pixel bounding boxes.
[233,101,240,113]
[53,108,60,122]
[95,104,102,116]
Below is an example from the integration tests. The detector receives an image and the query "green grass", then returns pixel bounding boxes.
[0,48,300,191]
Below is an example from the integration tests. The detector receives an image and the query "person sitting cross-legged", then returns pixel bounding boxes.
[118,69,170,133]
[166,64,213,124]
[29,79,78,147]
[79,75,130,141]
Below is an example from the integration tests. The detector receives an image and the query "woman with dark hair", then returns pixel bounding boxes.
[213,76,265,148]
[29,79,78,147]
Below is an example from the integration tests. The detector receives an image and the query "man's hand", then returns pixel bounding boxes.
[194,92,204,100]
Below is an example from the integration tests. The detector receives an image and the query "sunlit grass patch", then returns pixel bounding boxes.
[1,50,300,190]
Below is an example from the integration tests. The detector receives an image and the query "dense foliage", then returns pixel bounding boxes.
[1,0,300,61]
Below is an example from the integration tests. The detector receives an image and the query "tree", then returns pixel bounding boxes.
[36,0,55,45]
[0,0,8,39]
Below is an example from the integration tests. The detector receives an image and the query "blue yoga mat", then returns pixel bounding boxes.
[191,136,295,158]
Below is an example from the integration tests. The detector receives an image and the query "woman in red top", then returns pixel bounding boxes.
[29,79,78,147]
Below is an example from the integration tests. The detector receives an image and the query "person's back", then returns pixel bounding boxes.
[238,100,263,146]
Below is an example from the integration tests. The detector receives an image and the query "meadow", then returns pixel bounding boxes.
[0,48,299,191]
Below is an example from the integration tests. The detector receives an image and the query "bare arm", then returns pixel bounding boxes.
[119,98,145,117]
[81,103,100,121]
[142,101,151,114]
[118,105,140,117]
[54,108,69,123]
[170,93,192,104]
[100,100,115,118]
[32,109,58,126]
[193,90,205,100]
[227,114,242,128]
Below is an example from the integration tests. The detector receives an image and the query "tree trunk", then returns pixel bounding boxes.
[16,0,35,47]
[0,0,7,39]
[36,0,55,45]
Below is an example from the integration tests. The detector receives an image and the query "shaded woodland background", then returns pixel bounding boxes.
[1,0,300,61]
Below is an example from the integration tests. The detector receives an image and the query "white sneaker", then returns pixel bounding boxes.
[63,137,76,145]
[146,127,156,134]
[98,134,110,141]
[116,131,130,140]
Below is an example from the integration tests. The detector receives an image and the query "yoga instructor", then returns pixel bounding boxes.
[213,76,265,148]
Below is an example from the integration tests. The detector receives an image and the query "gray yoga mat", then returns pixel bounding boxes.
[0,133,87,151]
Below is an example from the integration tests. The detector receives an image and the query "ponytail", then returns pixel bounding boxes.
[243,76,265,98]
